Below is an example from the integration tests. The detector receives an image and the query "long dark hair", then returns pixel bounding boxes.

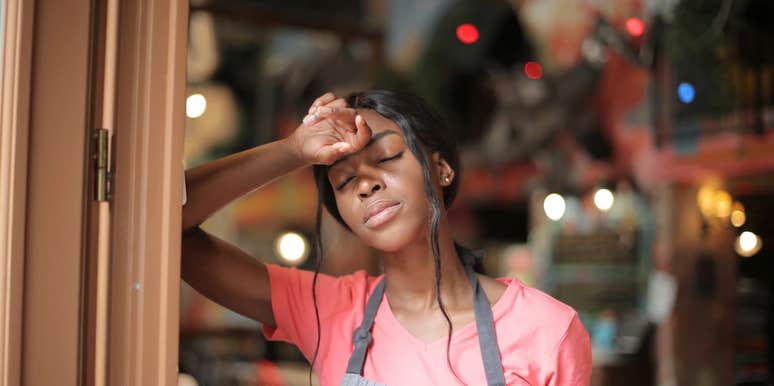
[308,89,470,384]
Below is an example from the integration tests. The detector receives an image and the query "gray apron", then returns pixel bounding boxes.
[340,250,507,386]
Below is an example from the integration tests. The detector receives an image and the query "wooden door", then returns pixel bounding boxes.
[0,0,188,385]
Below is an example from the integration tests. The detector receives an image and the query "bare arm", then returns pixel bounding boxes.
[180,93,372,326]
[181,137,305,326]
[182,138,305,232]
[182,226,277,325]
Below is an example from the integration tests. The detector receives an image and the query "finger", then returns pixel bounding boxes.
[314,106,357,121]
[322,98,348,109]
[352,115,373,149]
[302,113,318,126]
[309,92,336,113]
[316,142,352,165]
[303,106,356,127]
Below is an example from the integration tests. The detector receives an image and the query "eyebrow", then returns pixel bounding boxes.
[329,129,401,168]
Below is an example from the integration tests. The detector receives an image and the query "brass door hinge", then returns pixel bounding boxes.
[93,128,112,202]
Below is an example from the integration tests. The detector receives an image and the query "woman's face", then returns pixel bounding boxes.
[326,108,453,252]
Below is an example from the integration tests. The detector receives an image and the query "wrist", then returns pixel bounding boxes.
[281,134,307,168]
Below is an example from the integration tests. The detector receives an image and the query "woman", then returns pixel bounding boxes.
[182,90,592,385]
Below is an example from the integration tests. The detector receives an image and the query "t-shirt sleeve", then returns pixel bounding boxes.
[261,263,364,360]
[547,312,593,386]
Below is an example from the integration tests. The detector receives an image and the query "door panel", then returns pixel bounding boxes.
[23,0,93,385]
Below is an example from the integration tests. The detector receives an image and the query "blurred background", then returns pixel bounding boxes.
[178,0,774,385]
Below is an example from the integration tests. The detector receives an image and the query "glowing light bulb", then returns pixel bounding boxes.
[186,93,207,118]
[594,188,614,211]
[543,193,566,221]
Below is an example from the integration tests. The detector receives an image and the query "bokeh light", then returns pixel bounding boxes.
[735,231,762,257]
[186,93,207,118]
[274,232,309,265]
[678,82,695,104]
[625,17,645,37]
[524,61,543,80]
[594,188,615,212]
[713,190,732,218]
[456,23,479,44]
[543,193,566,221]
[730,202,746,227]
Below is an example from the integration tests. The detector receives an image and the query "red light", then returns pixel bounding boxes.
[524,61,542,80]
[626,17,645,37]
[456,23,479,44]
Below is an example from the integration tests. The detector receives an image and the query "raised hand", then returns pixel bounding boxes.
[288,92,372,166]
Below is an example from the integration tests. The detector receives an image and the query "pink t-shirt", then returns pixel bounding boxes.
[262,264,592,385]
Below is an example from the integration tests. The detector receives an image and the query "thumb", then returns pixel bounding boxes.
[353,115,373,150]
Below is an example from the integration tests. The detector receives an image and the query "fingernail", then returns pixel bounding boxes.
[303,114,315,125]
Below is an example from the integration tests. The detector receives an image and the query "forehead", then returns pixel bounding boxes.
[358,109,404,138]
[327,109,405,170]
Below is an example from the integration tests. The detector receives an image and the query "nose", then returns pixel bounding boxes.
[357,177,383,199]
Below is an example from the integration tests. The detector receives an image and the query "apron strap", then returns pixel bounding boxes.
[344,248,506,386]
[345,278,386,375]
[463,249,507,386]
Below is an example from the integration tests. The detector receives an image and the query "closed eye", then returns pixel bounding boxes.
[335,151,404,191]
[336,177,354,191]
[377,151,404,164]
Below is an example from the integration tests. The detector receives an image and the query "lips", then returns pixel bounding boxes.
[363,200,402,225]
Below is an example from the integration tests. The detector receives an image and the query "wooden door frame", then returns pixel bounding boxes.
[108,0,188,385]
[0,0,34,385]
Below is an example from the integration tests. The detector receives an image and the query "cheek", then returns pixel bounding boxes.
[333,193,359,228]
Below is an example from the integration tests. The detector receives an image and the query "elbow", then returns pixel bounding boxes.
[182,224,204,241]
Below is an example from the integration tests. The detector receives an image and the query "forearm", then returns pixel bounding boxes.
[182,137,307,231]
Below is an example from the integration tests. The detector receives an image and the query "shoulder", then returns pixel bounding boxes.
[503,277,576,318]
[494,277,584,345]
[264,263,382,303]
[476,274,508,304]
[492,277,591,379]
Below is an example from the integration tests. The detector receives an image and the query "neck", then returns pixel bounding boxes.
[381,219,472,312]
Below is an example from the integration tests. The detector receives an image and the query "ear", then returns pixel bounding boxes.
[431,152,455,187]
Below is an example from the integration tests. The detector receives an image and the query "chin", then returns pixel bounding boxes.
[358,216,428,253]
